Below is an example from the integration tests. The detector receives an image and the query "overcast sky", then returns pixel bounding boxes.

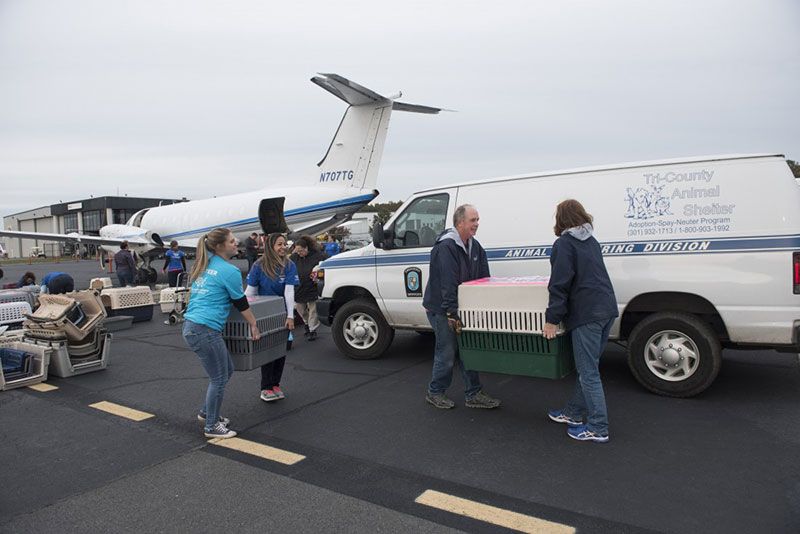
[1,0,798,225]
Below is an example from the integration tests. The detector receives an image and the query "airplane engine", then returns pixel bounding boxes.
[99,224,163,248]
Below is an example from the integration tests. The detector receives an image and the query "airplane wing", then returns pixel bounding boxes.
[0,229,149,246]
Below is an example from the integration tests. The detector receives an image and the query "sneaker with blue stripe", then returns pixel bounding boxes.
[547,409,584,427]
[567,424,609,443]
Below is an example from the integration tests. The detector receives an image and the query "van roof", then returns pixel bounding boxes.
[415,153,785,193]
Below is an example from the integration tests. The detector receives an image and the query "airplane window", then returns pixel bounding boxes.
[392,193,449,249]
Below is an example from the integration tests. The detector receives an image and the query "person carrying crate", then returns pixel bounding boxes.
[245,233,300,403]
[182,228,261,439]
[422,204,501,410]
[543,199,618,444]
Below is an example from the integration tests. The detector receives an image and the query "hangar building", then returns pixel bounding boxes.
[2,196,185,258]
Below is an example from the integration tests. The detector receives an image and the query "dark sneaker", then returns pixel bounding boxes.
[204,422,237,439]
[567,424,609,443]
[273,385,285,399]
[260,389,279,402]
[197,412,230,426]
[465,391,501,409]
[547,410,583,427]
[307,330,318,341]
[426,392,455,409]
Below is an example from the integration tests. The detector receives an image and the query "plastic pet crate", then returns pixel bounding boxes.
[0,339,51,390]
[457,277,573,379]
[103,316,134,332]
[224,296,287,370]
[0,289,37,310]
[24,291,106,343]
[89,277,113,290]
[0,301,32,329]
[159,287,190,314]
[25,332,111,378]
[100,287,155,322]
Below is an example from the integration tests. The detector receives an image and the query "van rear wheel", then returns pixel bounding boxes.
[332,298,394,360]
[627,312,721,398]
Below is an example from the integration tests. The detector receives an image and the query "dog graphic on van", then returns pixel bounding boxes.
[625,185,672,219]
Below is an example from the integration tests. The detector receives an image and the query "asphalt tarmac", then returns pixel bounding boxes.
[1,261,799,533]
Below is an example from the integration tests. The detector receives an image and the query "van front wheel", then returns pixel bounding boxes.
[627,312,721,398]
[332,298,395,360]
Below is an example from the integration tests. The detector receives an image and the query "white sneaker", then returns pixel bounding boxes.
[260,389,280,402]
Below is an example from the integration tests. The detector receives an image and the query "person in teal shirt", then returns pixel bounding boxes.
[245,233,299,402]
[183,228,260,439]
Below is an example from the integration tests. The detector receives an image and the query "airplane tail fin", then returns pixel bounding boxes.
[312,73,441,190]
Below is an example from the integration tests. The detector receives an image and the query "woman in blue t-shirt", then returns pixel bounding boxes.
[162,240,187,287]
[245,233,300,402]
[183,228,260,439]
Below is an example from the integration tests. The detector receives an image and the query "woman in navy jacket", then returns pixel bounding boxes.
[543,199,618,443]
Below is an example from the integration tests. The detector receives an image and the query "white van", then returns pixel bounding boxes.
[317,154,800,396]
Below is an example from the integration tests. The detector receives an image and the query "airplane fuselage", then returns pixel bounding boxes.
[99,185,378,257]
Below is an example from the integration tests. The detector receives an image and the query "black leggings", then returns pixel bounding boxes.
[167,270,184,287]
[260,357,286,390]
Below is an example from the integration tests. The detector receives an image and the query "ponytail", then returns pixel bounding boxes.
[189,228,232,281]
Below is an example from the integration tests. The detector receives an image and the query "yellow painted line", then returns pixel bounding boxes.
[89,401,155,421]
[28,383,59,392]
[415,489,575,534]
[208,437,305,465]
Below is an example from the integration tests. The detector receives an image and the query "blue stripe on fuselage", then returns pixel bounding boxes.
[160,193,376,240]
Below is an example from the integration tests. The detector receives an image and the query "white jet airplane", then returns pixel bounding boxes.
[1,73,441,281]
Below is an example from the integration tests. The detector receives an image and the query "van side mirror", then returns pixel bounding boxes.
[372,223,394,250]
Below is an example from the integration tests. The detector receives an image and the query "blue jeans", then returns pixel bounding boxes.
[117,270,134,287]
[183,320,234,431]
[563,318,614,435]
[427,311,482,399]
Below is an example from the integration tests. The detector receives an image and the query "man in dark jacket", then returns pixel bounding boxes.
[422,204,500,410]
[114,241,137,287]
[244,232,259,269]
[289,235,327,341]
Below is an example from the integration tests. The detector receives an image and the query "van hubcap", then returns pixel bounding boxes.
[644,330,699,381]
[343,312,378,350]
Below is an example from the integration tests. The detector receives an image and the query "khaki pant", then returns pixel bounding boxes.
[295,301,320,332]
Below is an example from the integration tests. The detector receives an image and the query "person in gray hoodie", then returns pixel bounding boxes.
[543,199,618,443]
[422,204,501,410]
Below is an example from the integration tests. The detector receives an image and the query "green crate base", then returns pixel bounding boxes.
[458,331,574,379]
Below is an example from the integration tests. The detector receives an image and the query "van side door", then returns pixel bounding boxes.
[375,191,453,327]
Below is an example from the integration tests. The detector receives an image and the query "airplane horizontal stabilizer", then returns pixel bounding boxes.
[391,101,442,114]
[313,73,443,113]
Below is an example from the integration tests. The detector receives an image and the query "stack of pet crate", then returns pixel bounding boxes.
[23,290,111,378]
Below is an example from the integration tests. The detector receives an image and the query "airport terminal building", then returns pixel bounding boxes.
[2,196,185,258]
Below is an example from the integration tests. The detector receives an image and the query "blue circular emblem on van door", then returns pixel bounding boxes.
[404,267,423,297]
